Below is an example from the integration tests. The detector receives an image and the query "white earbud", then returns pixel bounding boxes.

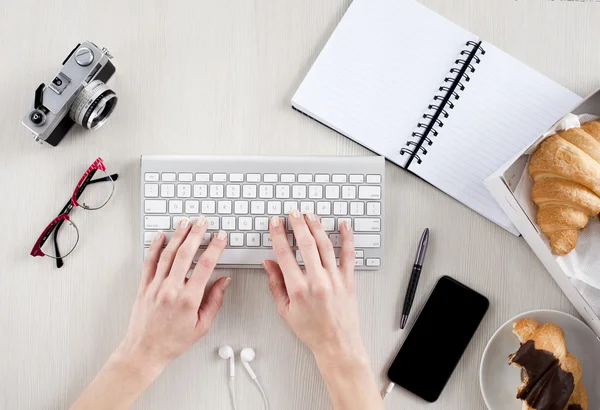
[240,347,257,380]
[219,345,235,378]
[241,348,268,410]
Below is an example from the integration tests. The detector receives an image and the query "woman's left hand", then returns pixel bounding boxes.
[118,217,231,372]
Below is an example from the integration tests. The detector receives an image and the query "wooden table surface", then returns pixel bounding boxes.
[2,0,600,408]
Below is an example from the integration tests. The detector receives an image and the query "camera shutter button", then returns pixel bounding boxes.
[75,47,94,66]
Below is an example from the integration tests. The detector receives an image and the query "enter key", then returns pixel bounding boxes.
[354,218,381,232]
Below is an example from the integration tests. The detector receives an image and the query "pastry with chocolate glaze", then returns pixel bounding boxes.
[508,319,588,410]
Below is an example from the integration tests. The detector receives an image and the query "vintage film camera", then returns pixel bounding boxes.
[22,41,117,146]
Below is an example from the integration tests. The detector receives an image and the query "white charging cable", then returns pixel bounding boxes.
[228,378,238,410]
[382,382,395,399]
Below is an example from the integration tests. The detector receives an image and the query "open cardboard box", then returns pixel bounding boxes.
[485,89,600,338]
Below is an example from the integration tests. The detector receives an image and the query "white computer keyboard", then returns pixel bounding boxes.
[140,155,384,269]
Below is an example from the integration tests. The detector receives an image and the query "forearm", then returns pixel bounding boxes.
[315,349,384,410]
[70,345,164,410]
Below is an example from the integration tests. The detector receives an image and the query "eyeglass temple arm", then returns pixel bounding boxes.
[52,172,119,268]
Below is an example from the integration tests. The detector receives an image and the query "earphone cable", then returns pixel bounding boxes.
[254,379,269,410]
[229,378,238,410]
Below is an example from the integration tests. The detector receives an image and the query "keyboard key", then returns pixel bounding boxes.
[144,231,173,245]
[329,234,342,247]
[355,259,364,267]
[177,184,191,198]
[366,175,382,184]
[173,216,188,227]
[321,217,335,232]
[145,216,170,230]
[366,258,381,267]
[337,217,352,231]
[195,173,210,182]
[264,174,278,183]
[349,174,364,183]
[276,185,290,199]
[213,173,227,182]
[247,174,261,182]
[352,234,381,248]
[300,202,315,214]
[218,200,232,214]
[350,202,365,215]
[259,185,274,198]
[333,202,348,215]
[200,233,212,246]
[255,217,269,231]
[367,202,381,216]
[292,185,307,199]
[287,234,294,246]
[239,217,253,231]
[202,200,216,214]
[209,185,223,198]
[145,199,166,214]
[222,217,236,230]
[298,174,313,183]
[230,233,244,247]
[185,200,199,214]
[169,200,183,214]
[247,233,261,247]
[316,202,331,215]
[206,217,220,230]
[226,185,241,198]
[325,186,340,199]
[315,174,330,183]
[193,248,278,265]
[283,201,298,214]
[355,250,364,258]
[162,173,176,182]
[161,184,175,198]
[235,201,249,214]
[267,201,282,215]
[262,233,273,247]
[179,173,193,182]
[251,201,266,214]
[332,174,347,183]
[354,218,381,232]
[145,184,159,198]
[243,185,257,198]
[358,186,381,199]
[281,174,295,183]
[309,185,323,199]
[193,184,208,198]
[230,173,244,182]
[342,186,356,199]
[145,172,159,182]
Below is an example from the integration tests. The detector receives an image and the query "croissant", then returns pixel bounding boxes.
[529,121,600,255]
[508,319,588,410]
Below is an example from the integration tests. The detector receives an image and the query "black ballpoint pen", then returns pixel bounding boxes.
[400,228,430,329]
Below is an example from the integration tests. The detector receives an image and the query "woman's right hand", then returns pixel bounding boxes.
[262,210,365,361]
[263,210,384,410]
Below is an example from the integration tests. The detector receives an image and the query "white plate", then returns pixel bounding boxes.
[479,309,600,410]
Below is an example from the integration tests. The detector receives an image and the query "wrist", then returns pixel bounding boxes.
[109,342,168,384]
[312,343,371,376]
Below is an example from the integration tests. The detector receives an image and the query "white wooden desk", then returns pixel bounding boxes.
[1,0,599,408]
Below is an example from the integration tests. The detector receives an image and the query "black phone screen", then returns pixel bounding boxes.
[387,276,489,402]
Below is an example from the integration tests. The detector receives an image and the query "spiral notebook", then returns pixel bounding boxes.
[291,0,581,235]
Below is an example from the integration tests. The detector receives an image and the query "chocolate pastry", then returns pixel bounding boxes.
[508,319,588,410]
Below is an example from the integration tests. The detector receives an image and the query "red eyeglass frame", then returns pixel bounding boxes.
[30,157,118,267]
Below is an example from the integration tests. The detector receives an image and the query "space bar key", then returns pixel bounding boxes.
[193,248,276,266]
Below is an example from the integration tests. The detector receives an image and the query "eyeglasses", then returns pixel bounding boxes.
[30,158,118,268]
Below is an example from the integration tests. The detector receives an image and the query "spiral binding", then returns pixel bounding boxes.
[401,41,485,166]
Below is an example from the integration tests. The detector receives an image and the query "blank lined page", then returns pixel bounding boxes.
[409,42,581,234]
[292,0,477,166]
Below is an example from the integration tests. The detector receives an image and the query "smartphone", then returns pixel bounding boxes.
[387,275,489,402]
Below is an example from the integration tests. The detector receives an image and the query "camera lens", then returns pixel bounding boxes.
[69,80,118,130]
